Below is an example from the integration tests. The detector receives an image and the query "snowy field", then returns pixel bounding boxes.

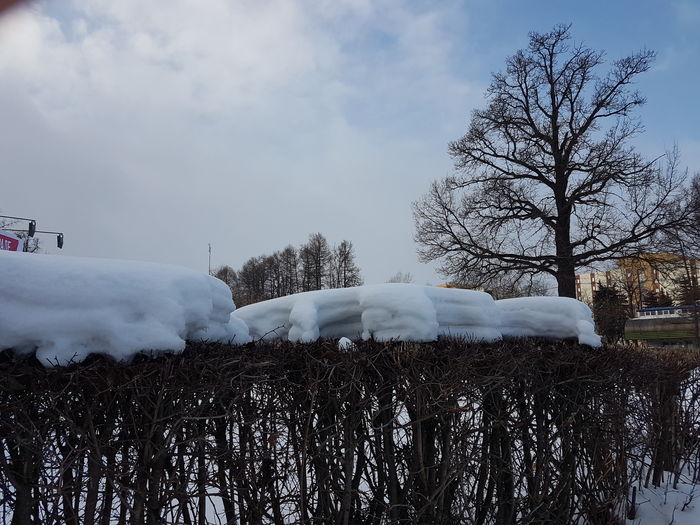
[1,251,601,366]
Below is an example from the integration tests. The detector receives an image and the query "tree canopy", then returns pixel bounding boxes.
[414,25,691,297]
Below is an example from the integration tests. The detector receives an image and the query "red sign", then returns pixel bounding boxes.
[0,229,23,252]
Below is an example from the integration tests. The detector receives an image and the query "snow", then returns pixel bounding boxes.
[0,251,250,366]
[0,251,604,367]
[234,284,601,346]
[496,296,602,347]
[338,337,356,350]
[233,284,502,343]
[626,479,698,525]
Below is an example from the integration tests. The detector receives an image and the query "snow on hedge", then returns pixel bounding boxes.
[0,251,250,366]
[0,252,601,367]
[233,284,502,343]
[234,284,601,347]
[496,296,601,347]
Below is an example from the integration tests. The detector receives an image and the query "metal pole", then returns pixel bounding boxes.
[208,243,212,275]
[0,215,35,222]
[4,229,64,248]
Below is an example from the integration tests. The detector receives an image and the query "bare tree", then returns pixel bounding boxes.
[227,234,363,304]
[237,256,270,305]
[300,233,331,291]
[265,252,284,298]
[213,265,238,292]
[386,272,414,284]
[413,25,689,298]
[478,272,549,299]
[441,271,549,298]
[654,173,700,309]
[278,245,300,296]
[329,240,363,288]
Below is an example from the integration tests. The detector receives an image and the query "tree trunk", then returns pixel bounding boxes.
[556,261,576,298]
[555,208,576,297]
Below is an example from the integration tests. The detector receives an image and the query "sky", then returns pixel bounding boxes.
[1,0,699,287]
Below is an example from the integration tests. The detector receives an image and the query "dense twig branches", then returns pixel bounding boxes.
[414,25,691,297]
[1,340,699,524]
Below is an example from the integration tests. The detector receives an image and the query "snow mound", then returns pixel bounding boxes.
[496,296,601,347]
[0,251,602,367]
[235,286,602,347]
[233,284,502,343]
[0,251,250,366]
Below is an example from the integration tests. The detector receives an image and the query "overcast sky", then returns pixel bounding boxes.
[1,0,699,287]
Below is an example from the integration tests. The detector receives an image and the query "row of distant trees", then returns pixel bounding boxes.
[214,233,363,306]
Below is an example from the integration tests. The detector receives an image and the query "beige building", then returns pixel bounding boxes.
[575,270,616,304]
[575,255,698,311]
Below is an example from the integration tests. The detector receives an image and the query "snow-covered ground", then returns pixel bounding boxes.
[626,478,698,525]
[0,251,602,366]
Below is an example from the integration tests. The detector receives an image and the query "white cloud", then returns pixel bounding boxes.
[0,1,477,285]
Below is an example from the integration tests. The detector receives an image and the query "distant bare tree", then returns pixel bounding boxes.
[264,252,284,298]
[278,245,300,296]
[414,25,690,298]
[300,233,331,291]
[656,173,700,308]
[386,272,414,284]
[684,173,700,252]
[237,256,270,305]
[329,240,363,288]
[298,244,314,292]
[227,234,363,305]
[213,265,238,292]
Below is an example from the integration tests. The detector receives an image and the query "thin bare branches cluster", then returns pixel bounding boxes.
[1,341,699,524]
